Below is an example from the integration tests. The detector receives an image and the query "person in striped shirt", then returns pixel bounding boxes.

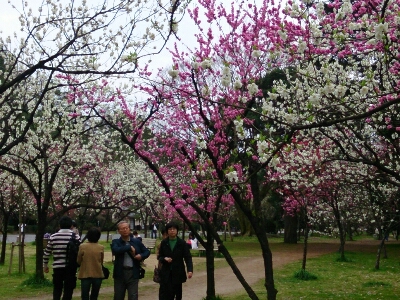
[43,216,81,300]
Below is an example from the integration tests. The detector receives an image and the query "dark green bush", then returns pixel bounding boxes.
[293,269,318,280]
[202,296,224,300]
[21,275,52,288]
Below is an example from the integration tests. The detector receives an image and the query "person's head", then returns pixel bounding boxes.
[165,222,179,239]
[117,221,131,239]
[72,220,77,228]
[59,216,73,229]
[132,230,138,236]
[86,227,101,243]
[189,232,194,239]
[161,228,168,239]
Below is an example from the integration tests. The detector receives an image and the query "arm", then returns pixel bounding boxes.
[157,240,168,263]
[43,238,53,273]
[183,242,193,277]
[75,233,81,242]
[111,239,131,255]
[133,240,150,261]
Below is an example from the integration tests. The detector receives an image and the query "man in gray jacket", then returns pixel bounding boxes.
[111,221,150,300]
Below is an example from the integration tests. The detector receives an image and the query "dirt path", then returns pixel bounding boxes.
[18,239,387,300]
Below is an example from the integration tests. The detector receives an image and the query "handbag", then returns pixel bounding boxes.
[153,265,161,283]
[102,265,110,279]
[139,266,145,279]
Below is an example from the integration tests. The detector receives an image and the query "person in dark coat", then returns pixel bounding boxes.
[158,222,193,300]
[111,221,150,300]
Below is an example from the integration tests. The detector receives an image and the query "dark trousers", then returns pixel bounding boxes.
[159,280,183,300]
[151,230,157,239]
[114,269,139,300]
[80,278,102,300]
[53,267,77,300]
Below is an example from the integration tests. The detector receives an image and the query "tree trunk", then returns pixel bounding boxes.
[142,213,149,238]
[338,225,346,261]
[216,241,258,299]
[35,214,46,279]
[302,223,309,270]
[205,239,216,299]
[284,214,298,244]
[332,200,346,260]
[0,213,10,265]
[347,225,354,241]
[229,172,278,300]
[178,205,258,300]
[227,220,233,242]
[375,238,386,269]
[383,243,387,259]
[235,202,252,236]
[106,229,111,243]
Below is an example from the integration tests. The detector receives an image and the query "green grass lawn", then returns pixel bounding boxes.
[1,237,400,299]
[224,241,400,300]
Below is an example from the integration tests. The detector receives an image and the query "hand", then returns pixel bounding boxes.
[165,257,172,263]
[43,266,49,273]
[131,246,136,255]
[134,254,142,260]
[188,272,193,279]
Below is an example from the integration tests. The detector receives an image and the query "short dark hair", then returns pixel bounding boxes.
[165,222,179,231]
[86,227,101,243]
[59,216,72,229]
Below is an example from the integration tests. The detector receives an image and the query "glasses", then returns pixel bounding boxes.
[119,227,130,231]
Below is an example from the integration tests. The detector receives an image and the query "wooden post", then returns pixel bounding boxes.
[8,240,25,275]
[18,184,26,273]
[8,242,15,275]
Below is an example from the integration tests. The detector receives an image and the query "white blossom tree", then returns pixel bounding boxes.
[0,0,189,156]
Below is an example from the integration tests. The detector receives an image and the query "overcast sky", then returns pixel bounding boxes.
[0,0,202,70]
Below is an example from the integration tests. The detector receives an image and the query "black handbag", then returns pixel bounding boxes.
[102,265,110,279]
[153,265,161,283]
[139,266,145,279]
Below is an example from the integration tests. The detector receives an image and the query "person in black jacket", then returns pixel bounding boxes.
[111,221,150,300]
[158,222,193,300]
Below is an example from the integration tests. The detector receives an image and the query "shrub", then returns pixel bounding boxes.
[362,281,391,288]
[335,256,352,262]
[293,269,318,281]
[202,296,224,300]
[21,275,52,288]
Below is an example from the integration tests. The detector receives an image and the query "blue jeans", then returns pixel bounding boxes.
[52,268,77,300]
[80,278,102,300]
[114,269,139,300]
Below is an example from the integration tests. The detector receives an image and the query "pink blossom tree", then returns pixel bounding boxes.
[55,0,400,298]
